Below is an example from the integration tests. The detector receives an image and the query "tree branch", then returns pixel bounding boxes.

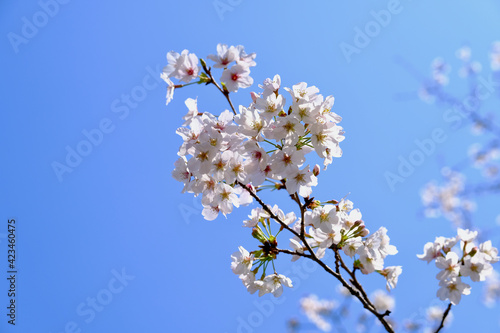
[434,303,452,333]
[200,60,237,115]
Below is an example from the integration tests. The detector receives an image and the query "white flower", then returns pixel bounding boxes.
[187,142,217,176]
[310,122,344,162]
[243,141,268,168]
[234,183,254,206]
[182,97,199,124]
[316,95,341,124]
[291,101,317,124]
[269,114,305,145]
[426,305,453,325]
[431,57,450,86]
[300,295,337,332]
[310,226,343,259]
[371,290,395,312]
[344,208,362,229]
[207,43,238,68]
[366,227,398,259]
[283,211,297,225]
[460,254,493,282]
[172,157,191,192]
[457,228,478,243]
[259,74,281,93]
[380,266,403,291]
[257,273,293,297]
[234,45,256,67]
[479,240,499,263]
[161,73,175,105]
[338,199,354,213]
[271,147,306,179]
[163,50,200,83]
[435,251,460,281]
[436,276,471,305]
[285,165,318,197]
[306,204,340,232]
[285,82,320,103]
[221,63,253,92]
[218,183,240,214]
[456,46,471,61]
[417,241,443,263]
[225,153,247,184]
[201,205,219,221]
[231,246,254,275]
[358,252,384,274]
[234,106,265,138]
[240,272,259,295]
[211,151,232,181]
[254,92,286,120]
[289,237,305,262]
[343,237,363,258]
[243,207,268,228]
[163,50,181,77]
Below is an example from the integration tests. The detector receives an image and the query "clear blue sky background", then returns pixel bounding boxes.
[1,1,500,332]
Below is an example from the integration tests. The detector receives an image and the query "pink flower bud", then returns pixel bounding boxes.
[313,164,320,177]
[250,92,259,103]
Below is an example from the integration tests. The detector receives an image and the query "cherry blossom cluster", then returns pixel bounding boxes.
[416,43,500,323]
[300,294,338,332]
[418,43,500,103]
[161,44,256,105]
[230,205,295,297]
[171,47,345,221]
[289,200,401,290]
[167,44,400,331]
[291,287,395,333]
[230,199,401,298]
[418,228,499,305]
[468,142,500,179]
[420,168,475,226]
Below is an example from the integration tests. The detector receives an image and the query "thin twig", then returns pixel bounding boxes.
[235,183,394,331]
[235,181,300,239]
[434,303,452,333]
[200,60,237,115]
[334,251,372,307]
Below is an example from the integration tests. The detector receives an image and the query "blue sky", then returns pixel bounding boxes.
[1,1,500,332]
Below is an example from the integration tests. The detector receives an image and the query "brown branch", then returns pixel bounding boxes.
[334,250,374,309]
[434,303,452,333]
[235,181,300,239]
[236,182,394,332]
[200,60,237,115]
[278,248,394,331]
